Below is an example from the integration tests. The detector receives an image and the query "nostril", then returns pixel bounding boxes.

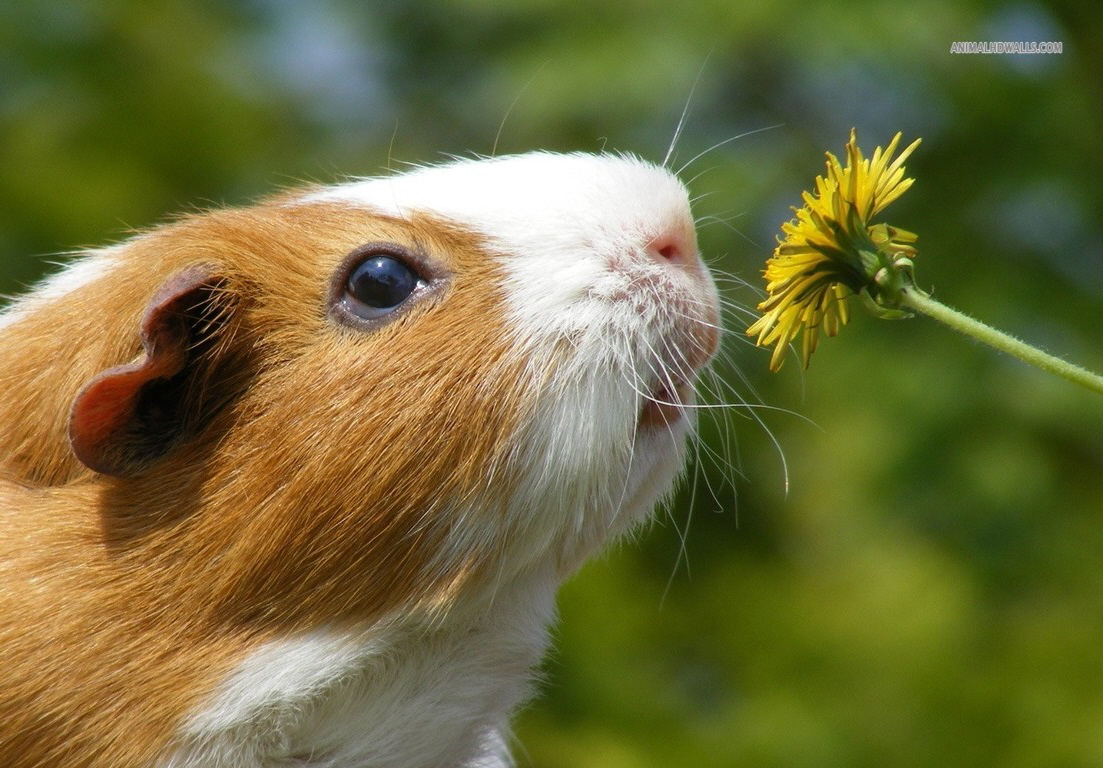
[649,236,689,265]
[645,216,703,266]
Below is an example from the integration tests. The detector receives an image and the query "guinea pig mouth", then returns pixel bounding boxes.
[638,378,694,430]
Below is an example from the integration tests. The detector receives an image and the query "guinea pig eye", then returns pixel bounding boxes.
[347,255,421,311]
[338,248,429,323]
[329,242,444,330]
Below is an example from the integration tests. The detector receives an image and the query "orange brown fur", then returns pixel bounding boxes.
[0,201,528,765]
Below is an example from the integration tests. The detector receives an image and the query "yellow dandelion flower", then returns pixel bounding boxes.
[747,129,922,370]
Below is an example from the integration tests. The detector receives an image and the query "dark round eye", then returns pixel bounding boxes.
[344,254,422,317]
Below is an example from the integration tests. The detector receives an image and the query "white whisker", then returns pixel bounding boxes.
[675,124,784,178]
[663,54,712,169]
[491,62,548,158]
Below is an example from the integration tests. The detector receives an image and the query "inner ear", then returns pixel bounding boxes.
[69,265,235,476]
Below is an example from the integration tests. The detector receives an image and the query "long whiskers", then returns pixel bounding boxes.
[674,124,784,179]
[663,55,712,169]
[491,62,548,158]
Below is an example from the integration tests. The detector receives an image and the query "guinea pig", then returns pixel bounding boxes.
[0,151,720,767]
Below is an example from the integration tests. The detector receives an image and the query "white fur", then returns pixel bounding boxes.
[163,568,558,767]
[170,153,717,767]
[0,246,120,330]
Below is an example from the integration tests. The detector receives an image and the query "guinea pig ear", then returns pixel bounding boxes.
[69,265,237,477]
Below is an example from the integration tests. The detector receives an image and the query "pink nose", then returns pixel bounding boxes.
[647,233,694,266]
[646,224,711,290]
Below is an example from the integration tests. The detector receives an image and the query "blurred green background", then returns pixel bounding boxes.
[3,1,1102,765]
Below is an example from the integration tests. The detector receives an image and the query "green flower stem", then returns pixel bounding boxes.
[899,287,1103,395]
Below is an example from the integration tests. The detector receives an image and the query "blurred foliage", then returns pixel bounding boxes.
[3,0,1103,765]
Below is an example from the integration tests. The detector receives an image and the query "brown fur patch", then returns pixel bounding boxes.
[0,199,529,764]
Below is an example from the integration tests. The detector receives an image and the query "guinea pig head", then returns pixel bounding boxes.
[60,152,720,631]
